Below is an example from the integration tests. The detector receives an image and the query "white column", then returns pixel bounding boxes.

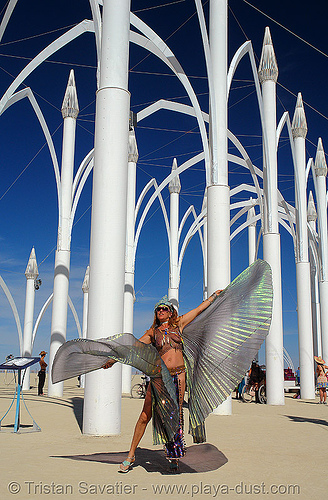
[83,0,131,435]
[22,248,38,391]
[259,27,284,405]
[247,203,257,265]
[292,93,315,399]
[202,194,208,300]
[168,158,181,309]
[308,192,322,357]
[314,139,328,362]
[80,266,89,389]
[48,70,79,397]
[208,0,231,416]
[122,128,138,395]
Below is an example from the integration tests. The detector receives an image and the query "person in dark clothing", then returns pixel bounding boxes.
[38,351,47,395]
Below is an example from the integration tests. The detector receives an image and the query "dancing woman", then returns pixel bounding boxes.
[52,260,273,473]
[103,291,221,471]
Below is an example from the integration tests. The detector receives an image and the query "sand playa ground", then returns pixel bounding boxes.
[0,372,325,499]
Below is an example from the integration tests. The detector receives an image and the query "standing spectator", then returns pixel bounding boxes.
[314,356,328,404]
[295,366,300,386]
[38,351,47,396]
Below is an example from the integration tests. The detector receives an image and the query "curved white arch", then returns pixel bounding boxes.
[179,205,206,260]
[1,87,61,216]
[32,293,82,347]
[133,152,205,263]
[230,213,262,241]
[137,99,209,173]
[0,20,95,113]
[134,178,171,261]
[178,209,206,274]
[89,0,102,71]
[129,15,209,184]
[0,275,23,354]
[32,294,53,346]
[68,295,82,339]
[283,347,295,374]
[0,0,19,42]
[70,156,94,234]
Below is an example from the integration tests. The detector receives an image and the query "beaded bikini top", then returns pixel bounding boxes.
[153,324,183,356]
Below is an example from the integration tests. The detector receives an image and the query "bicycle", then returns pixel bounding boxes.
[241,383,256,403]
[241,382,266,404]
[131,376,147,399]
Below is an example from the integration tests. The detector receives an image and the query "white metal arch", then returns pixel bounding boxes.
[32,293,82,347]
[0,275,23,355]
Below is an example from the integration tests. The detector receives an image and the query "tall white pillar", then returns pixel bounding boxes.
[202,193,208,300]
[79,266,89,389]
[292,94,315,399]
[314,139,328,363]
[247,203,257,265]
[307,192,322,357]
[168,158,181,309]
[48,70,79,397]
[22,248,38,391]
[258,27,284,405]
[83,0,131,435]
[208,0,231,415]
[122,128,138,395]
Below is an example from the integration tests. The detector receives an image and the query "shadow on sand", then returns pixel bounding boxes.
[53,443,228,475]
[285,415,328,427]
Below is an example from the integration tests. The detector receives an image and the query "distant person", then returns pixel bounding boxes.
[38,351,47,396]
[248,361,264,403]
[295,367,300,386]
[314,356,328,404]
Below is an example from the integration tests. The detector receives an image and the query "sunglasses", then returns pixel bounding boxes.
[156,306,170,312]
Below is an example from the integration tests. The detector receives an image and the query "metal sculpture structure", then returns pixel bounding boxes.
[0,1,326,435]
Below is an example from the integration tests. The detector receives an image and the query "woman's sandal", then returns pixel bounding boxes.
[119,456,135,473]
[169,459,179,472]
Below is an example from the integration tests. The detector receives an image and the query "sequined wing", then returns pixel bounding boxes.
[51,333,164,383]
[51,333,180,444]
[182,259,273,433]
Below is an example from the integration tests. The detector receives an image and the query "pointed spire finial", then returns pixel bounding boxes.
[62,69,79,119]
[128,128,139,163]
[169,158,181,194]
[25,247,39,279]
[314,138,327,177]
[292,92,307,139]
[82,266,89,293]
[307,191,317,222]
[258,27,279,83]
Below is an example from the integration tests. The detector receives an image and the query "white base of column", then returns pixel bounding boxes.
[121,364,132,394]
[319,280,328,363]
[263,232,285,405]
[83,363,122,436]
[212,395,232,415]
[296,262,315,399]
[22,367,30,391]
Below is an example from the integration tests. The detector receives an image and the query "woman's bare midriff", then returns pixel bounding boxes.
[160,348,184,371]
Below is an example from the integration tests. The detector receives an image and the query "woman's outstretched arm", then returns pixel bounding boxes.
[178,289,222,331]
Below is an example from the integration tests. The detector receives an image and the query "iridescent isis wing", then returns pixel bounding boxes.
[51,333,180,444]
[51,333,164,383]
[182,259,273,440]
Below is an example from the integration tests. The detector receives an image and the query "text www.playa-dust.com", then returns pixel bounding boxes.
[8,480,301,496]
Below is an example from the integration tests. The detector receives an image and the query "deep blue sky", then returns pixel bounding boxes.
[0,0,327,370]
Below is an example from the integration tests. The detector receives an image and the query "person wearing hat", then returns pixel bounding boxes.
[103,292,222,472]
[51,260,273,475]
[314,356,328,404]
[38,351,47,396]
